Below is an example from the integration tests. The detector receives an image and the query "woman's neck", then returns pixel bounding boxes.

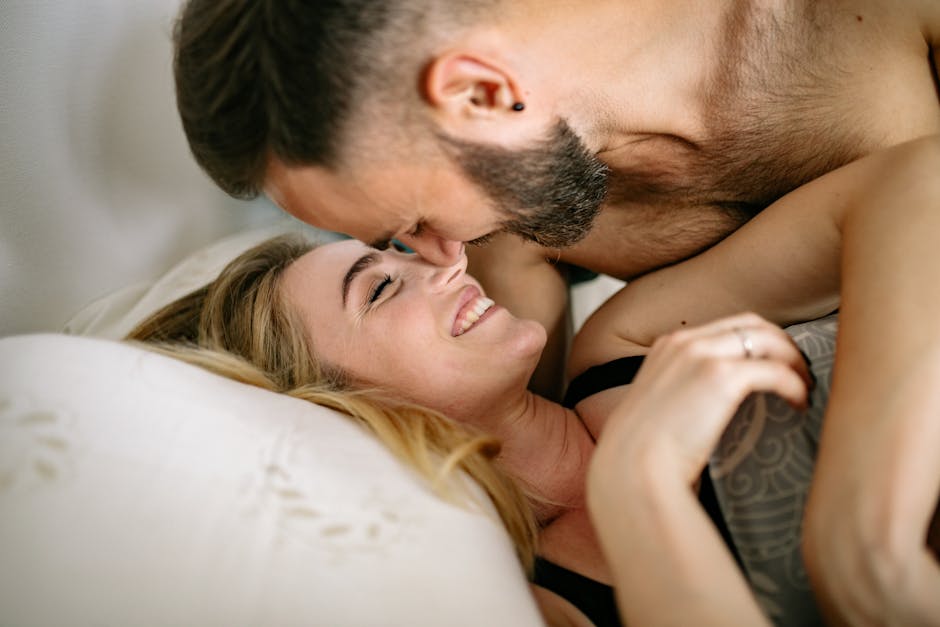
[501,393,613,584]
[491,389,613,584]
[493,391,596,521]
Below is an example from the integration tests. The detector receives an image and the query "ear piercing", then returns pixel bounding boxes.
[511,102,525,112]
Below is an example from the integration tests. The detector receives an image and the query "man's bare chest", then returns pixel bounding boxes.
[608,2,940,214]
[563,1,938,278]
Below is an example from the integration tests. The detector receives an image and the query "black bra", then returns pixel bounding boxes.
[562,354,745,572]
[534,557,621,627]
[563,355,646,409]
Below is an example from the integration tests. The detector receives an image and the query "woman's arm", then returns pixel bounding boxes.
[587,313,810,626]
[590,465,768,627]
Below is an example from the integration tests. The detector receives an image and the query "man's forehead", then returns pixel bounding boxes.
[265,161,413,242]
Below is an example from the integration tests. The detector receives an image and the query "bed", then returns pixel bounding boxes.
[0,1,835,625]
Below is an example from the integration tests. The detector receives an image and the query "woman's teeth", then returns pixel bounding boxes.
[455,297,495,336]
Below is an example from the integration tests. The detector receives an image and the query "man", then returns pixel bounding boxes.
[172,0,940,623]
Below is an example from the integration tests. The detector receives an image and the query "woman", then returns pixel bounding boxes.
[127,232,810,627]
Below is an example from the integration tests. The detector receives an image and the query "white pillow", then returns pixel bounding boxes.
[0,333,543,626]
[63,221,344,340]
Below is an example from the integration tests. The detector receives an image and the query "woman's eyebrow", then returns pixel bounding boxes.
[342,252,380,307]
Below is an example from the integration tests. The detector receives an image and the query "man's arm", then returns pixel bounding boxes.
[801,135,940,625]
[568,173,843,378]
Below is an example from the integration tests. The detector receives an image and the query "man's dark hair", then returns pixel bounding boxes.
[173,1,491,199]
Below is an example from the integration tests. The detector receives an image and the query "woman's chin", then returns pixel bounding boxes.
[512,318,549,359]
[473,312,546,359]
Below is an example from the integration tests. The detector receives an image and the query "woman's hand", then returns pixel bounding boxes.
[584,312,809,627]
[592,311,812,486]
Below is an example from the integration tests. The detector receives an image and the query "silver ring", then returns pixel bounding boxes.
[734,327,754,359]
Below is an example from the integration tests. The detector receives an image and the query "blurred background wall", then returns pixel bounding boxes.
[0,0,280,336]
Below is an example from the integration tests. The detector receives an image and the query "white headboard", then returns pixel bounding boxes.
[0,0,283,336]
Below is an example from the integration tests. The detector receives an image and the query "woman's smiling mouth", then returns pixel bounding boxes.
[453,295,496,336]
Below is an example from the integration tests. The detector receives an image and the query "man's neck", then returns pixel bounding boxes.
[503,0,742,153]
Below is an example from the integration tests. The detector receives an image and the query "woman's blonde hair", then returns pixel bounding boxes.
[126,234,537,569]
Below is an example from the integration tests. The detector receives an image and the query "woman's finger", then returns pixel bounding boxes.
[609,357,809,483]
[706,357,810,413]
[648,315,813,389]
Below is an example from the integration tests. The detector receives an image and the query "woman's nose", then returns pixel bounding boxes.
[420,247,468,292]
[398,232,465,267]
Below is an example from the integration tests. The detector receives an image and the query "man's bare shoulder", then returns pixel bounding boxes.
[842,0,937,46]
[907,0,940,68]
[749,0,939,151]
[903,0,940,41]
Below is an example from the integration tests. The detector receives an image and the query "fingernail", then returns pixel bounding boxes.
[798,348,811,367]
[798,348,817,389]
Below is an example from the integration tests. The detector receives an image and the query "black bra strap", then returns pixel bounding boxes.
[563,355,646,408]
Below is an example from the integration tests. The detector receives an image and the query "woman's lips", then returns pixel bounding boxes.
[452,287,496,336]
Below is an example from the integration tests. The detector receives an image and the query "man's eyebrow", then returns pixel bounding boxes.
[342,252,380,307]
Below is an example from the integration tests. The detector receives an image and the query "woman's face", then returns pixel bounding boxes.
[281,239,546,419]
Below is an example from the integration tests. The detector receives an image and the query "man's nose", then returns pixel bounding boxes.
[398,233,465,267]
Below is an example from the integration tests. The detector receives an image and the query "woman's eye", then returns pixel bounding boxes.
[369,274,393,303]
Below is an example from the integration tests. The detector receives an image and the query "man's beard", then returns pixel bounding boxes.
[441,120,609,248]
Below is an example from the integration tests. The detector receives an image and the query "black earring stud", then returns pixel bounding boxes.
[511,102,525,112]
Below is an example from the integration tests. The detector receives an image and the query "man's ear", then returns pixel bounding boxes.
[424,51,522,126]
